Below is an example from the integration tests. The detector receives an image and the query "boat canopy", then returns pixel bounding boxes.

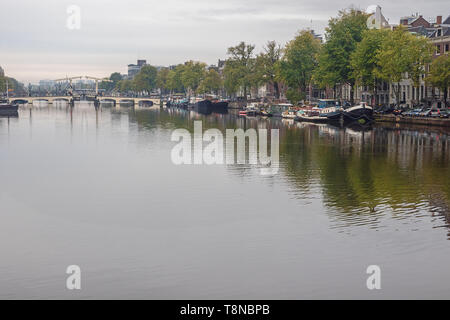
[318,99,338,109]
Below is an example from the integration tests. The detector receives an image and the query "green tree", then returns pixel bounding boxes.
[0,75,6,94]
[426,54,450,107]
[223,63,240,97]
[156,68,170,95]
[316,8,368,103]
[134,65,158,93]
[0,76,25,96]
[167,65,185,94]
[224,42,257,100]
[116,79,135,94]
[198,69,223,95]
[376,26,432,106]
[351,28,388,105]
[313,47,340,93]
[278,30,321,103]
[256,40,283,99]
[181,61,206,96]
[409,35,433,103]
[99,72,122,92]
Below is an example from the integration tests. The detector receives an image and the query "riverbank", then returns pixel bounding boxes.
[375,114,450,127]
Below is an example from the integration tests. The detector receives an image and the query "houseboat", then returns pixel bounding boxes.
[194,100,213,114]
[210,100,229,113]
[281,108,297,119]
[0,101,19,116]
[342,102,373,122]
[240,103,260,117]
[268,103,293,117]
[295,108,328,123]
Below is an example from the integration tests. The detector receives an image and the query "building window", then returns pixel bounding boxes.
[446,44,449,53]
[436,45,441,55]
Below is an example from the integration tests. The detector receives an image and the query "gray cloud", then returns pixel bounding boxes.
[0,0,448,83]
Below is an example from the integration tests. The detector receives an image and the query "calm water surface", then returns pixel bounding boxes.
[0,103,449,299]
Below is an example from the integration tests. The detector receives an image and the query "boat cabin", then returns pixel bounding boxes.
[270,103,293,113]
[318,99,338,109]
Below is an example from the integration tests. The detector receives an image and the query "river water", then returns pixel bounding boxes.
[0,102,449,299]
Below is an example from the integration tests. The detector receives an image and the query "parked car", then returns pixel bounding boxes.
[381,106,395,114]
[439,109,449,118]
[393,108,404,115]
[402,109,415,117]
[419,108,432,117]
[430,109,441,118]
[409,108,424,117]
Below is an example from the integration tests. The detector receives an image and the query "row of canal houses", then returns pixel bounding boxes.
[230,6,449,108]
[352,7,450,108]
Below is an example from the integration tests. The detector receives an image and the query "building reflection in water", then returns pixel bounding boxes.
[128,108,450,238]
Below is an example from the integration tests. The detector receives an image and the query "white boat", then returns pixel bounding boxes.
[295,108,329,123]
[282,108,297,119]
[241,103,260,116]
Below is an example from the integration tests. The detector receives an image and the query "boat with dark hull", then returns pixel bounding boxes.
[0,102,19,116]
[194,100,213,115]
[295,100,374,124]
[211,100,228,114]
[296,109,329,123]
[342,103,373,123]
[316,99,342,122]
[296,104,340,123]
[194,99,229,114]
[321,109,342,121]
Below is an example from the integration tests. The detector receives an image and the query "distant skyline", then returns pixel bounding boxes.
[0,0,448,84]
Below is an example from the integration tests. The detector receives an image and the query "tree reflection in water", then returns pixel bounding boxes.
[130,108,450,239]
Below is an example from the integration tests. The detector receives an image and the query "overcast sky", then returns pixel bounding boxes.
[0,0,448,83]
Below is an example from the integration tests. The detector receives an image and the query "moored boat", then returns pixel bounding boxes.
[317,99,343,121]
[295,99,343,123]
[0,102,19,116]
[295,108,328,123]
[241,103,260,117]
[342,102,373,123]
[281,108,297,119]
[260,107,272,117]
[210,100,229,113]
[194,100,213,114]
[268,103,293,117]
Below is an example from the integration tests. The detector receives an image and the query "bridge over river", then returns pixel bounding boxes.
[11,96,160,107]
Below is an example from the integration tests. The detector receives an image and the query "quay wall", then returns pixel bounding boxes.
[375,114,450,127]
